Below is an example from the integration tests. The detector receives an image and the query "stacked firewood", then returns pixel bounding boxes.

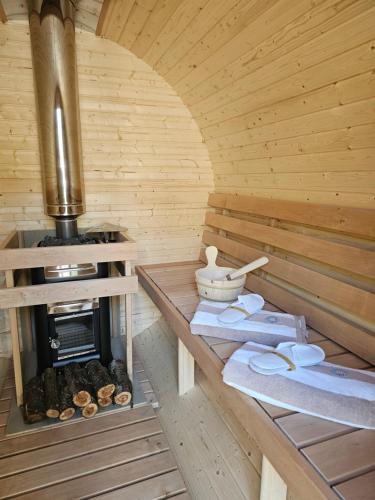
[23,360,132,424]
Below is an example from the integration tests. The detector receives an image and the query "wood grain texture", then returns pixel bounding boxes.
[0,23,213,264]
[333,470,375,500]
[0,398,189,499]
[138,260,375,499]
[208,193,375,238]
[0,1,6,23]
[1,0,103,32]
[202,229,375,324]
[136,264,337,500]
[301,430,375,485]
[98,0,375,209]
[0,21,213,342]
[0,240,137,270]
[0,275,138,309]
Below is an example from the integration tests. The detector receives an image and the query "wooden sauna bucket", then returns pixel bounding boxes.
[195,247,245,301]
[195,268,246,301]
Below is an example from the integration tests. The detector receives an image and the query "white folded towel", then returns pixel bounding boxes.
[190,299,307,345]
[223,341,375,429]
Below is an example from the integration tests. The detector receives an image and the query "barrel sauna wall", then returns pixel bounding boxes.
[99,0,375,209]
[1,0,375,352]
[0,22,214,351]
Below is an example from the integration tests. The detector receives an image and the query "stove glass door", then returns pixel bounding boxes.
[54,311,97,360]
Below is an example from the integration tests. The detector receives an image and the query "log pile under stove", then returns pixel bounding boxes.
[24,360,132,424]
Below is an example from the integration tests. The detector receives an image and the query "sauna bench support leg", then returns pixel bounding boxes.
[260,455,287,500]
[178,338,195,395]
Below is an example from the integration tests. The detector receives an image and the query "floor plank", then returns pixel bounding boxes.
[0,434,170,497]
[18,450,178,499]
[94,470,188,499]
[134,318,261,500]
[0,418,162,478]
[0,353,187,499]
[0,405,155,457]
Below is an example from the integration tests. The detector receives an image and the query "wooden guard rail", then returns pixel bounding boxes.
[0,230,138,406]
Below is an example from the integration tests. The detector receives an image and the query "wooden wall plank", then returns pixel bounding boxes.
[0,23,213,265]
[98,0,375,209]
[205,212,375,279]
[182,0,372,105]
[0,22,214,343]
[208,193,375,238]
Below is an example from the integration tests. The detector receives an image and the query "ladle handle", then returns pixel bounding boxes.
[205,246,218,268]
[226,257,269,280]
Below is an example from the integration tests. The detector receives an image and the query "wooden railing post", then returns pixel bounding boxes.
[125,260,133,382]
[5,269,23,406]
[260,456,287,500]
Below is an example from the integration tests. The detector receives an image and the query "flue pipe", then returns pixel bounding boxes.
[28,0,85,239]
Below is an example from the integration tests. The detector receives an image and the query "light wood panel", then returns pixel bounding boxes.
[0,1,6,23]
[0,22,213,262]
[98,0,375,209]
[205,212,375,279]
[1,0,103,32]
[0,21,214,345]
[136,263,338,500]
[134,318,261,499]
[0,399,189,499]
[137,260,374,500]
[208,193,375,238]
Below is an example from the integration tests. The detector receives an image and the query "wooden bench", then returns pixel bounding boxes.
[136,193,375,500]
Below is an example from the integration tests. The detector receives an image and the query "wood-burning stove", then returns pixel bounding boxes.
[32,261,112,374]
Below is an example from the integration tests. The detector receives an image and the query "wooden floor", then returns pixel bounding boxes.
[0,358,189,499]
[134,319,261,500]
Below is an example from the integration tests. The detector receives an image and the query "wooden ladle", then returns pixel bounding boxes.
[226,256,269,280]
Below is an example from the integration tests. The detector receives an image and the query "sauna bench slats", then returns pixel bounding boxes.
[137,260,374,500]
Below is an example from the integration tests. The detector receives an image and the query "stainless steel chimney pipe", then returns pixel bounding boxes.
[28,0,85,238]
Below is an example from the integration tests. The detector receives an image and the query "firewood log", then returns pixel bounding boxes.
[98,396,112,408]
[86,360,115,399]
[64,363,92,407]
[43,367,60,419]
[24,376,46,424]
[57,372,75,421]
[81,398,98,418]
[109,360,132,406]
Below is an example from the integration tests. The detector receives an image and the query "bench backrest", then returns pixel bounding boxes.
[202,193,375,364]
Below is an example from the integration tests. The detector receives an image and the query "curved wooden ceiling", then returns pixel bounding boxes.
[97,0,375,208]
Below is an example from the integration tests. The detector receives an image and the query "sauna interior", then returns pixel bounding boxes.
[0,1,374,499]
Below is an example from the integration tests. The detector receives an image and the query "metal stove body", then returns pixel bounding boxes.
[32,261,112,374]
